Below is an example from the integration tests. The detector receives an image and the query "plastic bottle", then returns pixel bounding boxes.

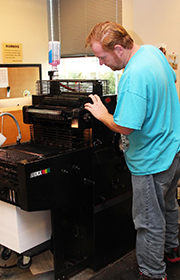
[48,41,61,67]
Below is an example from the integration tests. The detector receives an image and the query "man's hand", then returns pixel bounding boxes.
[84,94,108,121]
[84,94,134,135]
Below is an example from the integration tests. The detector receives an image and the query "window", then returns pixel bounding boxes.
[50,0,123,94]
[57,57,122,95]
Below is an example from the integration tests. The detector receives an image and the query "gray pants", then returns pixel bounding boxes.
[132,152,180,279]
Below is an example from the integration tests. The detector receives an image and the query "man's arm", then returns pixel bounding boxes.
[84,94,133,135]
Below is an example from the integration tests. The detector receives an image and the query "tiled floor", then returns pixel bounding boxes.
[1,246,180,280]
[1,209,180,280]
[0,246,95,280]
[1,245,180,280]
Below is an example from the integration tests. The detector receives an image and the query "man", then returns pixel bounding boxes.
[84,21,180,280]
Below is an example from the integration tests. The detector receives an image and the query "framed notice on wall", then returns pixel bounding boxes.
[2,43,23,63]
[0,68,8,88]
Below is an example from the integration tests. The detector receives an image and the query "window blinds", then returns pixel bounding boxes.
[60,0,122,57]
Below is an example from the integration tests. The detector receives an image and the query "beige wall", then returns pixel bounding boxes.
[0,0,49,79]
[131,0,180,96]
[0,0,179,107]
[0,0,49,107]
[122,0,134,37]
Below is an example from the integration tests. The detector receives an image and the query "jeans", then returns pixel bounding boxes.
[132,151,180,278]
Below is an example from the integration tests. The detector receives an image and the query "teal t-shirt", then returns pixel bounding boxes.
[113,45,180,175]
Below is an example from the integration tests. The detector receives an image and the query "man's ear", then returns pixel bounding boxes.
[114,45,123,57]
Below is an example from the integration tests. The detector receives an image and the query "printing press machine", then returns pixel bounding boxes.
[0,79,136,279]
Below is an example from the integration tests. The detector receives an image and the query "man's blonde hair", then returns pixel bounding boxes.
[85,21,134,51]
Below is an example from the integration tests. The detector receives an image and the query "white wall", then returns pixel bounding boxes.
[132,0,180,96]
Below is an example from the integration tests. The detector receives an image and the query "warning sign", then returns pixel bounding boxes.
[2,43,23,63]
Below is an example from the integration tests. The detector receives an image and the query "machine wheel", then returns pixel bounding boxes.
[1,247,12,260]
[17,255,32,269]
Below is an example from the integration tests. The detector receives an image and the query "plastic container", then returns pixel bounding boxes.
[0,133,6,146]
[48,41,60,67]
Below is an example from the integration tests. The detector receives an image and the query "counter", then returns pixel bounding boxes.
[0,106,30,146]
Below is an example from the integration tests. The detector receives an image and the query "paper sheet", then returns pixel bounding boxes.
[0,68,8,88]
[29,250,54,275]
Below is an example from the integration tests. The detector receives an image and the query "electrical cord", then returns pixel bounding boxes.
[0,112,22,143]
[0,263,17,269]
